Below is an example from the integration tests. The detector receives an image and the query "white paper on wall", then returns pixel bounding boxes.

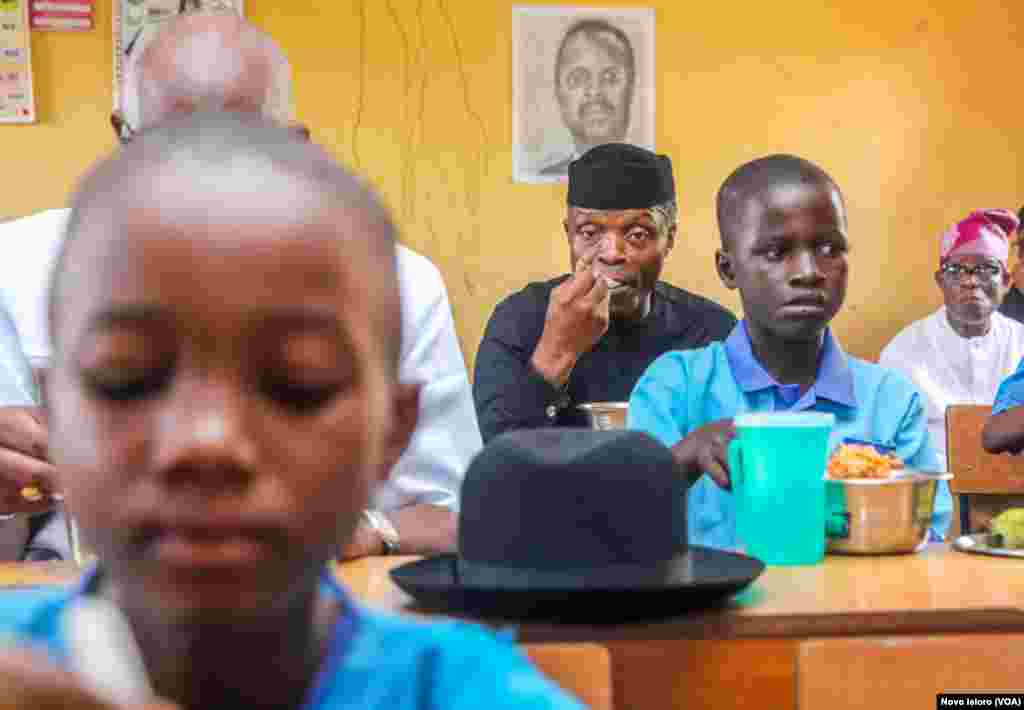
[0,0,36,123]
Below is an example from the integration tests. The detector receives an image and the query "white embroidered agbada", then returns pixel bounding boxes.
[879,307,1024,471]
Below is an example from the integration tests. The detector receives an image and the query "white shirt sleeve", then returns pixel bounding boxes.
[0,208,68,366]
[372,246,482,512]
[0,304,36,406]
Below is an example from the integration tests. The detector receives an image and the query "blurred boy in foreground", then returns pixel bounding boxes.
[0,114,579,710]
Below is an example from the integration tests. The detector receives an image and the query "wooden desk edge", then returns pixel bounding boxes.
[8,553,1024,644]
[507,608,1024,642]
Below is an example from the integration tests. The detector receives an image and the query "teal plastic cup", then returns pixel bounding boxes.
[728,412,835,566]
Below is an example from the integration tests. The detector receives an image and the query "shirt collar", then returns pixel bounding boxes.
[64,564,359,708]
[934,306,996,341]
[724,321,857,407]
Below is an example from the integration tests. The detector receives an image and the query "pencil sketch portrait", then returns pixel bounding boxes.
[513,7,655,184]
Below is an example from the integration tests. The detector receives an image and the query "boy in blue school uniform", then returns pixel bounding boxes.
[629,154,951,550]
[0,115,581,710]
[983,357,1024,453]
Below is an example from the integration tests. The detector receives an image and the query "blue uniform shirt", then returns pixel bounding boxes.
[628,322,951,550]
[992,356,1024,415]
[0,567,583,710]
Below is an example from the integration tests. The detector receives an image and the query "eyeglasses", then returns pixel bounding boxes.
[110,111,137,144]
[939,262,1004,282]
[113,18,148,144]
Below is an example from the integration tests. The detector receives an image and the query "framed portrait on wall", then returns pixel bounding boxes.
[112,0,244,123]
[512,6,655,184]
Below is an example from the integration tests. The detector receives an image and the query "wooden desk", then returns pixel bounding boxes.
[336,545,1024,638]
[7,548,1024,708]
[335,546,1024,709]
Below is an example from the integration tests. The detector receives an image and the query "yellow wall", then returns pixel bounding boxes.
[3,0,1022,366]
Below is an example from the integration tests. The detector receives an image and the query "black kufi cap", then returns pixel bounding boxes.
[567,143,675,210]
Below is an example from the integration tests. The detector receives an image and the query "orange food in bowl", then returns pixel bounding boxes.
[826,444,903,480]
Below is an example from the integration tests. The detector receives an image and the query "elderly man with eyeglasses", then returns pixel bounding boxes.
[0,10,309,563]
[879,209,1024,472]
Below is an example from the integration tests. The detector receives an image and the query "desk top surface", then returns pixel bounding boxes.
[333,545,1024,640]
[5,545,1023,640]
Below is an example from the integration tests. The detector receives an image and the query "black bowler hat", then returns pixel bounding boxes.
[390,429,764,621]
[567,143,675,210]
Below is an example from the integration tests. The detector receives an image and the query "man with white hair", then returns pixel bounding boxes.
[0,9,479,560]
[879,209,1024,473]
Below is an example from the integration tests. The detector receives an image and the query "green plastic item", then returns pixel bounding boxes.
[990,508,1024,549]
[729,412,835,566]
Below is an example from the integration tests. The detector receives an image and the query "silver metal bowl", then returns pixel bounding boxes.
[825,471,952,555]
[576,402,629,430]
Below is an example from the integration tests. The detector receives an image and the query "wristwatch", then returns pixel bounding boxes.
[546,381,572,421]
[362,509,400,555]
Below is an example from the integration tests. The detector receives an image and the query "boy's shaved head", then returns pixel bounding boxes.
[51,112,401,369]
[45,114,422,628]
[716,154,844,249]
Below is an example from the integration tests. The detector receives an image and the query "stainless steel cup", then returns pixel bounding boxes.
[825,471,953,554]
[576,402,629,431]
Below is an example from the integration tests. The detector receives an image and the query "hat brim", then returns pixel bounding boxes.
[389,546,765,622]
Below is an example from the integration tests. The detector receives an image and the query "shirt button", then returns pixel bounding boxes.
[546,405,558,420]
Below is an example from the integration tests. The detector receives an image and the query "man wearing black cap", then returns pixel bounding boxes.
[474,144,736,442]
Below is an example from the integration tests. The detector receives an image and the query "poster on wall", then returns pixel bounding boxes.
[30,0,95,31]
[512,6,655,184]
[0,0,36,123]
[112,0,244,120]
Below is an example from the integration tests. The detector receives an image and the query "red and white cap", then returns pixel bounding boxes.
[939,209,1020,267]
